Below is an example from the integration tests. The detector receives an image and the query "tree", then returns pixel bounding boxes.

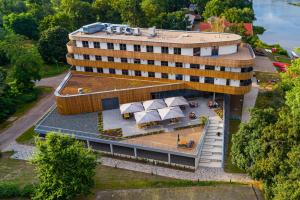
[0,67,15,122]
[222,7,254,23]
[31,133,97,200]
[38,26,69,64]
[190,0,210,15]
[0,0,27,15]
[92,0,121,24]
[39,12,74,33]
[3,13,38,39]
[140,0,166,19]
[202,0,225,20]
[150,11,189,30]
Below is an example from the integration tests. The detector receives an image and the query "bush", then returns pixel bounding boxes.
[199,116,208,125]
[0,182,20,198]
[20,184,35,197]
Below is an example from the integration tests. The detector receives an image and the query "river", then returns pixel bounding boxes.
[253,0,300,51]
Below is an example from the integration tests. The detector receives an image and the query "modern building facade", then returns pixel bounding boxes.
[57,23,254,115]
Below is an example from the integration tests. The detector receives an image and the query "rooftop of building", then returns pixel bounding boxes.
[58,73,177,96]
[70,23,242,45]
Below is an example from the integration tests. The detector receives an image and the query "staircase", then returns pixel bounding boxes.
[198,116,224,168]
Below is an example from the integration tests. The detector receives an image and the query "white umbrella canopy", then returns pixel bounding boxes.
[134,110,161,124]
[143,99,167,111]
[158,106,185,120]
[164,96,189,107]
[120,102,144,114]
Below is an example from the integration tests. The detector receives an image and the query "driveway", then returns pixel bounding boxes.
[0,73,66,150]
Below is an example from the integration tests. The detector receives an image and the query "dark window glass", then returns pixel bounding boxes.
[108,57,114,62]
[146,45,153,52]
[94,42,100,48]
[205,65,215,70]
[190,64,200,69]
[226,79,230,86]
[193,48,201,56]
[134,45,141,52]
[161,47,169,54]
[83,54,90,60]
[107,43,114,49]
[161,73,168,79]
[190,76,199,82]
[134,59,141,64]
[122,69,129,75]
[205,77,214,84]
[95,55,102,61]
[135,70,141,76]
[174,48,181,55]
[241,67,253,73]
[147,60,154,65]
[220,66,225,71]
[82,41,89,48]
[109,68,116,74]
[148,72,155,77]
[175,62,183,68]
[121,58,128,63]
[97,68,103,73]
[240,79,252,86]
[212,46,219,56]
[120,44,127,50]
[161,61,168,66]
[85,66,93,72]
[176,74,183,80]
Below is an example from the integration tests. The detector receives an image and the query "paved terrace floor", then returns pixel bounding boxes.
[103,97,217,137]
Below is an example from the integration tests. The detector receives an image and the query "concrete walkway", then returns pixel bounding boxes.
[4,142,252,183]
[241,78,259,122]
[0,73,66,150]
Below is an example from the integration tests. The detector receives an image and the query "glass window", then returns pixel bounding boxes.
[122,69,129,75]
[147,60,154,65]
[134,45,141,52]
[84,66,93,72]
[120,44,127,50]
[226,79,230,86]
[161,73,168,79]
[220,66,225,71]
[193,48,201,56]
[94,42,100,48]
[190,76,199,82]
[174,48,181,55]
[175,62,183,68]
[109,68,116,74]
[134,59,141,64]
[146,45,153,52]
[161,61,168,66]
[148,72,155,77]
[82,41,89,48]
[108,57,114,62]
[83,54,90,60]
[240,79,252,86]
[176,74,183,80]
[135,70,141,76]
[97,68,103,73]
[161,47,169,54]
[212,46,219,56]
[121,58,128,63]
[205,65,215,70]
[107,43,114,49]
[95,55,102,61]
[190,64,200,69]
[205,77,214,84]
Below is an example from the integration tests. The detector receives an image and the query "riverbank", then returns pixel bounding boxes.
[288,2,300,7]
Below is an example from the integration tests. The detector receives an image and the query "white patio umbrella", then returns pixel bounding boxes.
[143,99,167,111]
[158,106,185,120]
[134,110,161,124]
[164,96,189,107]
[120,102,144,114]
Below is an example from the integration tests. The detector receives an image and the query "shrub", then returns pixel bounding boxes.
[20,184,35,197]
[199,116,208,125]
[0,182,20,198]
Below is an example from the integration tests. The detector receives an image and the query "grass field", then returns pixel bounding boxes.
[0,86,53,132]
[224,120,245,173]
[16,126,36,145]
[39,64,69,78]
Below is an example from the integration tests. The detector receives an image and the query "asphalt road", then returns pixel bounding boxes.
[0,73,66,150]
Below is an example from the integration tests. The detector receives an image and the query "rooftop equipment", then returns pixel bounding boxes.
[115,26,122,34]
[106,26,113,34]
[124,27,133,35]
[82,22,106,34]
[133,28,141,36]
[148,26,156,37]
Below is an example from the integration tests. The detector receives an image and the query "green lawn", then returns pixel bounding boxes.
[224,120,245,173]
[0,86,52,132]
[39,63,69,78]
[16,126,36,145]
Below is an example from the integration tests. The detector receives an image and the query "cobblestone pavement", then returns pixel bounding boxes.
[5,143,252,183]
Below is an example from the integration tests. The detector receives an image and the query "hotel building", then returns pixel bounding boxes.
[58,23,254,115]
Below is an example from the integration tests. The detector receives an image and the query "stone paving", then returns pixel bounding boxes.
[4,142,252,183]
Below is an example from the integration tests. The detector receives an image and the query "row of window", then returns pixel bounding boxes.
[81,41,219,56]
[80,54,253,73]
[82,66,252,86]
